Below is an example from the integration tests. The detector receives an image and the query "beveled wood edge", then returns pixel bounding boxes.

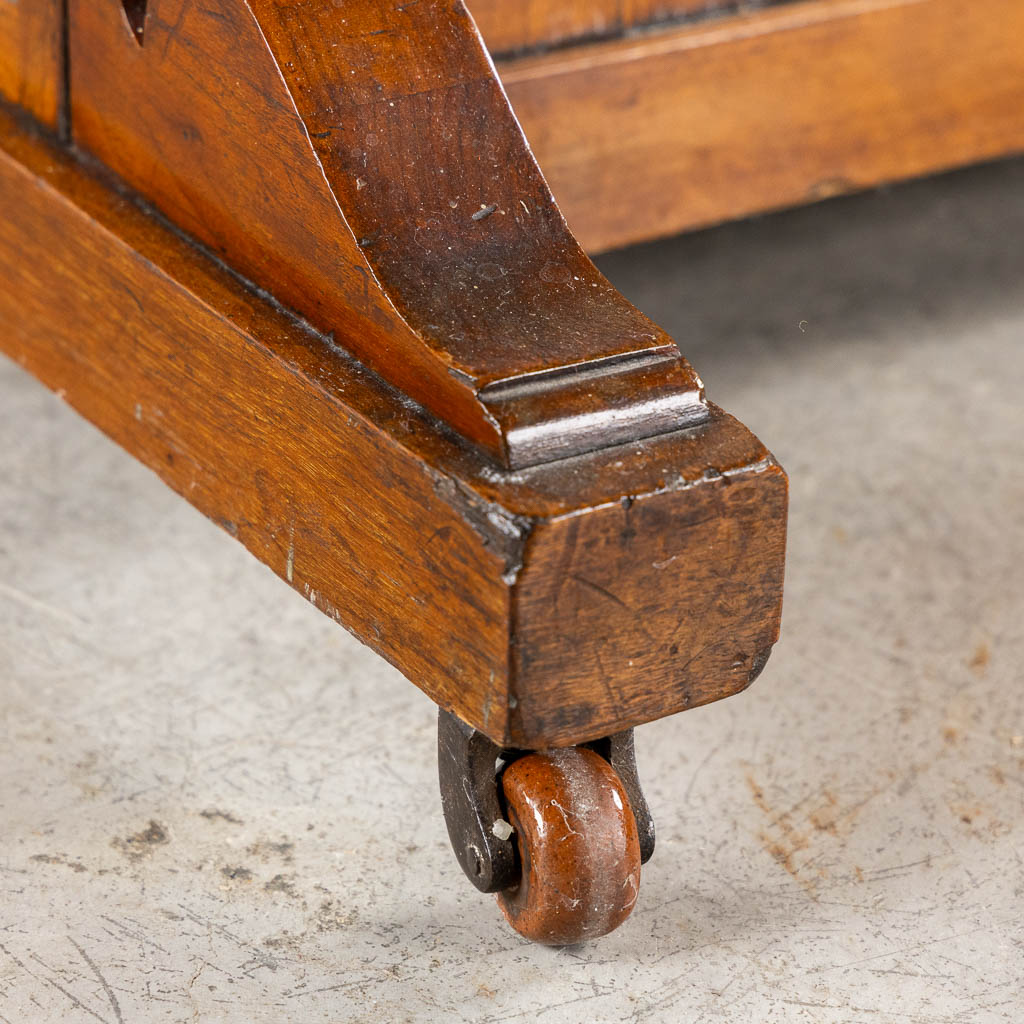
[471,0,732,58]
[0,105,771,523]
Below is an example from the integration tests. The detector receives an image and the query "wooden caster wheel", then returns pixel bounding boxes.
[497,747,642,945]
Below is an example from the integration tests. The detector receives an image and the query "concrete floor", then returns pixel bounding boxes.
[2,157,1023,1023]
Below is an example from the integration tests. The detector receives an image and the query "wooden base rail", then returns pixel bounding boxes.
[0,106,787,749]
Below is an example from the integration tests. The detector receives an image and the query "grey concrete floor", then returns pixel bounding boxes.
[2,157,1023,1023]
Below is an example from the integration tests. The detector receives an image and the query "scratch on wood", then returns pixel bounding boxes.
[569,574,631,613]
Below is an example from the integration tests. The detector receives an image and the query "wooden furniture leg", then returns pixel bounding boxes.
[0,0,787,942]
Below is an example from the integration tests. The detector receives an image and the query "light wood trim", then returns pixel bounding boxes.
[501,0,1024,251]
[470,0,718,55]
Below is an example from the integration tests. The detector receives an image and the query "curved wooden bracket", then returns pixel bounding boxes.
[69,0,706,468]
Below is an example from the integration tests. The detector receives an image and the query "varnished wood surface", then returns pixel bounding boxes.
[501,0,1024,252]
[516,461,786,742]
[0,0,62,128]
[470,0,726,55]
[4,0,1020,258]
[497,749,641,944]
[0,109,786,748]
[69,0,706,469]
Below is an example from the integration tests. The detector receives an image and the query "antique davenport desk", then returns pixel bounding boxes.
[1,0,1021,944]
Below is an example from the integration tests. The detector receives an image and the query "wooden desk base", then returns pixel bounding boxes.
[0,0,788,942]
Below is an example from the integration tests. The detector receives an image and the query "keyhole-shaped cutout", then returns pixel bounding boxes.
[121,0,148,45]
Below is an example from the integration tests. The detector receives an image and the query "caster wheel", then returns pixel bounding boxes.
[497,747,641,945]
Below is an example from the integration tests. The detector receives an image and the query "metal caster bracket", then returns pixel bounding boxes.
[438,708,655,894]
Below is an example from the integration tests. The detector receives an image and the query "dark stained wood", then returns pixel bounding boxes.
[0,109,786,749]
[514,461,786,743]
[0,0,63,128]
[68,0,706,468]
[497,748,642,944]
[500,0,1024,251]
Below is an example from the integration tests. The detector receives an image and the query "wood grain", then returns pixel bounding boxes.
[514,461,786,743]
[68,0,706,468]
[501,0,1024,251]
[0,110,786,748]
[497,748,641,944]
[0,0,63,128]
[470,0,727,55]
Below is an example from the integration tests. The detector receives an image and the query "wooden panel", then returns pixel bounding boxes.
[0,111,786,748]
[0,0,63,127]
[501,0,1024,252]
[470,0,726,54]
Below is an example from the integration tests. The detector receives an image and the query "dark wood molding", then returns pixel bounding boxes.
[471,0,736,56]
